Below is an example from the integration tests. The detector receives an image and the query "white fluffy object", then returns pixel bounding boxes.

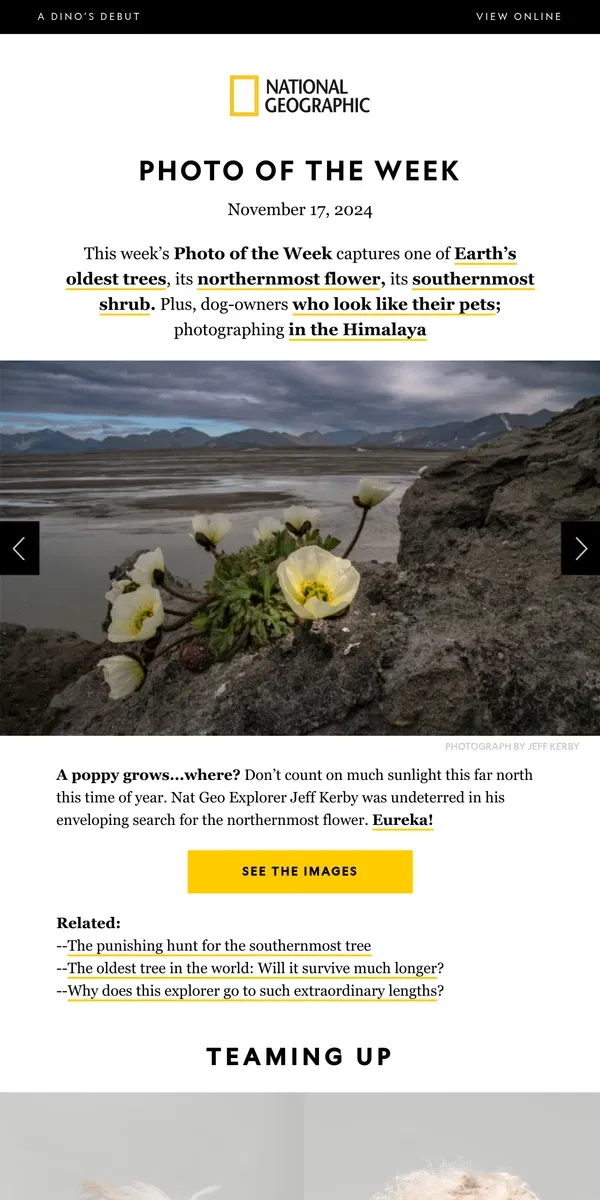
[82,1184,219,1200]
[375,1169,538,1200]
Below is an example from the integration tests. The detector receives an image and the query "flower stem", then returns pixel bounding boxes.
[293,618,314,646]
[164,617,193,632]
[161,578,204,603]
[342,507,369,558]
[152,630,200,659]
[164,600,207,632]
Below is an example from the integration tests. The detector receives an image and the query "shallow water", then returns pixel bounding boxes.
[0,446,435,639]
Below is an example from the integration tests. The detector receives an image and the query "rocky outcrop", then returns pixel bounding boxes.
[0,624,98,735]
[5,396,600,736]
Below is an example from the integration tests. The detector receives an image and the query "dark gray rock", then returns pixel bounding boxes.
[7,396,600,735]
[391,395,600,734]
[0,624,99,734]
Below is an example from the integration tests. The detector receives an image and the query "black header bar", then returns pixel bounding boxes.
[2,9,600,35]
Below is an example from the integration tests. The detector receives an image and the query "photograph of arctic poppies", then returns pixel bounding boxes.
[1,359,599,735]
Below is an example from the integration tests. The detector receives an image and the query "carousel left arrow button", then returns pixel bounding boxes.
[0,521,40,575]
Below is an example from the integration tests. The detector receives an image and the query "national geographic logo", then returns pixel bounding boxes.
[229,76,260,117]
[229,76,370,116]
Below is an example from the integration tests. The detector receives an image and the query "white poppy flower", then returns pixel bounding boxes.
[356,477,395,507]
[283,505,320,533]
[105,578,138,604]
[97,655,146,700]
[190,513,232,545]
[127,547,165,587]
[82,1183,220,1200]
[277,545,360,619]
[253,516,285,543]
[107,585,164,643]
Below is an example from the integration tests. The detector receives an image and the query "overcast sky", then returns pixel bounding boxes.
[1,360,599,438]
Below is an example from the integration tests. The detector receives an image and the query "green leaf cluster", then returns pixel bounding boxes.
[191,529,341,657]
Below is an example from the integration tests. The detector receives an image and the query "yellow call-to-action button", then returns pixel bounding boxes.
[188,850,412,894]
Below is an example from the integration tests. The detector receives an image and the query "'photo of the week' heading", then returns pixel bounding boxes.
[139,161,460,183]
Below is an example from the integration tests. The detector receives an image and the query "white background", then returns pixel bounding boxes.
[1,31,599,1100]
[1,735,598,1092]
[1,33,599,357]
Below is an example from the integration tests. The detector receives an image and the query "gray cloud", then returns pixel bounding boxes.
[2,360,599,433]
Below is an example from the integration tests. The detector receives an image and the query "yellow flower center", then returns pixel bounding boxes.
[301,578,331,603]
[132,606,154,632]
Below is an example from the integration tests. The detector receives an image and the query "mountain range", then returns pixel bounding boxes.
[0,410,557,455]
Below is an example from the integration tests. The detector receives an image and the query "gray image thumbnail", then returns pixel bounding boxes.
[0,1092,301,1200]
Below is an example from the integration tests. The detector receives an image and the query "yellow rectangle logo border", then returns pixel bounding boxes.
[229,74,259,117]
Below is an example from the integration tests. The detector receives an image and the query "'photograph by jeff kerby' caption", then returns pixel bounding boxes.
[1,359,599,736]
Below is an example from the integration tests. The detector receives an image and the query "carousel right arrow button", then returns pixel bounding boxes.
[561,521,600,575]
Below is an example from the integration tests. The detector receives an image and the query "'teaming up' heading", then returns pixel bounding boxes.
[139,160,459,182]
